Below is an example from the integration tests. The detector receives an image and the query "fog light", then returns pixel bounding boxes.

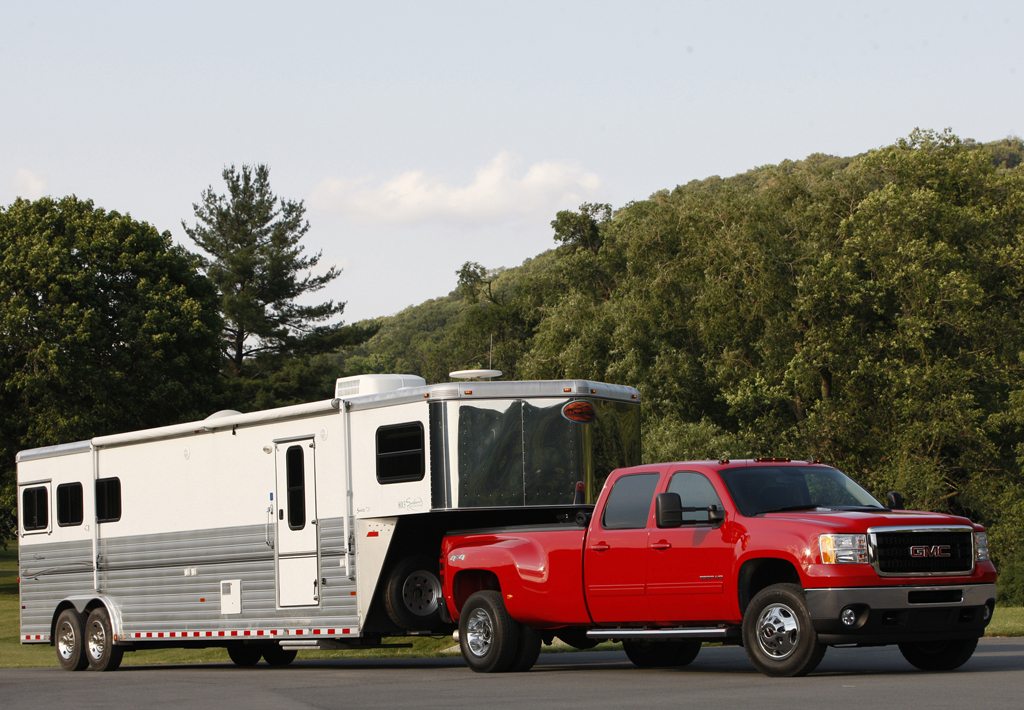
[982,605,991,621]
[841,608,857,626]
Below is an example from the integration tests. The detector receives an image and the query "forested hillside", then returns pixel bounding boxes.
[348,130,1024,601]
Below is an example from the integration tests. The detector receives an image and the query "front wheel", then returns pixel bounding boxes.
[898,638,978,671]
[458,590,521,673]
[741,583,826,677]
[84,607,124,672]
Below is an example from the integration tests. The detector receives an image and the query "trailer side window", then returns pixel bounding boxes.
[377,422,425,484]
[22,486,48,531]
[286,445,306,530]
[96,478,121,523]
[56,483,84,527]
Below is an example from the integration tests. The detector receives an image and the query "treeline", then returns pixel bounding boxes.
[345,130,1024,602]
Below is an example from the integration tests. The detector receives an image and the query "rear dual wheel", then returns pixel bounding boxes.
[459,590,540,673]
[55,609,89,671]
[84,607,123,672]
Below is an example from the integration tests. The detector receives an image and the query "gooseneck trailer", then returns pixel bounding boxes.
[17,373,641,671]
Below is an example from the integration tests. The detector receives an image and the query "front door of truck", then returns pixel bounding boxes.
[583,472,659,624]
[275,438,320,607]
[646,471,732,622]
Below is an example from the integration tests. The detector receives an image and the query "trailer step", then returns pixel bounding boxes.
[278,639,414,651]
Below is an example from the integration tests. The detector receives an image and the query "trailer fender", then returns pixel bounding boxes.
[51,596,126,645]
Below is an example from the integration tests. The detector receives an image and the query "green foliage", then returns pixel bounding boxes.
[183,164,348,375]
[0,196,223,544]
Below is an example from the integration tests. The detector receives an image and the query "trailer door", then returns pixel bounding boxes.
[275,439,320,607]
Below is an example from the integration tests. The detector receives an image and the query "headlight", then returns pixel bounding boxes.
[819,533,868,564]
[974,532,990,561]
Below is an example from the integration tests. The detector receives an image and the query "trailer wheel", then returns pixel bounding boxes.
[741,583,826,677]
[509,624,542,672]
[623,640,701,668]
[458,590,521,673]
[262,643,298,667]
[227,642,263,667]
[55,608,88,671]
[84,607,123,672]
[898,637,979,671]
[384,555,443,631]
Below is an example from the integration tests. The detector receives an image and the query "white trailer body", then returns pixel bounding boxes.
[17,375,641,669]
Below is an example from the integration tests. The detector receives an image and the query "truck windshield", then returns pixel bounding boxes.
[718,466,883,517]
[453,398,641,508]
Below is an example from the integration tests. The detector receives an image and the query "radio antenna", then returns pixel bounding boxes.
[489,334,493,370]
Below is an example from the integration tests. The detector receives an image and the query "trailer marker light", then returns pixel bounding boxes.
[367,531,379,537]
[564,388,572,392]
[465,390,472,395]
[200,598,205,602]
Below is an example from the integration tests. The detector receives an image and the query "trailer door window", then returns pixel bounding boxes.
[22,486,49,531]
[95,478,121,523]
[56,482,84,527]
[376,422,425,484]
[286,445,306,530]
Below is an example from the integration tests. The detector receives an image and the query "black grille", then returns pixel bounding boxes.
[873,531,973,575]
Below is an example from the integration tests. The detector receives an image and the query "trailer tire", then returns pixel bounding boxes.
[898,637,978,671]
[55,608,89,671]
[262,644,298,666]
[509,624,542,672]
[384,555,443,631]
[84,607,123,672]
[623,640,701,668]
[741,583,825,677]
[227,642,263,667]
[459,590,521,673]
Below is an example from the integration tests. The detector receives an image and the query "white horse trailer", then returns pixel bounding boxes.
[17,374,641,671]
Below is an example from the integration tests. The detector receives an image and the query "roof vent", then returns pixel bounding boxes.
[335,374,426,398]
[449,369,502,380]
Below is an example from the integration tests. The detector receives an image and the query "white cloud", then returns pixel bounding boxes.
[13,169,47,200]
[309,152,602,224]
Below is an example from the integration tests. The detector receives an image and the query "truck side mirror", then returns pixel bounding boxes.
[656,493,683,528]
[887,491,904,510]
[708,504,725,526]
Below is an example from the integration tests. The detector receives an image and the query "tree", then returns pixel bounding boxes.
[0,196,223,544]
[183,164,346,377]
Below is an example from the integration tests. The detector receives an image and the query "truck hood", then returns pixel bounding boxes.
[759,508,980,532]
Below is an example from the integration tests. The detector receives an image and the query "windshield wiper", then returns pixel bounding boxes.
[754,504,824,515]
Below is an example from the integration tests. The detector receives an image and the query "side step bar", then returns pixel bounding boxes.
[587,627,740,642]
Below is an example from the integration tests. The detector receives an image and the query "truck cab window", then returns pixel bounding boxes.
[286,445,305,529]
[376,422,425,484]
[668,472,723,523]
[95,478,121,523]
[601,473,659,529]
[22,486,48,531]
[56,482,84,527]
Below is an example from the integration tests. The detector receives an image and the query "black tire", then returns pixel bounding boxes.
[898,637,979,671]
[384,555,443,631]
[262,643,298,667]
[509,624,542,672]
[227,642,263,667]
[623,640,701,668]
[55,608,88,671]
[458,590,521,673]
[741,583,826,677]
[84,607,124,672]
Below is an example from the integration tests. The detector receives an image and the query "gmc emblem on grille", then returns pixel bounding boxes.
[910,544,951,558]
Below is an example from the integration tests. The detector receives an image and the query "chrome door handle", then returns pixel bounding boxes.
[590,543,610,551]
[650,542,671,550]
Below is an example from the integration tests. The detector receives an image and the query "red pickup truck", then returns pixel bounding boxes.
[439,459,997,677]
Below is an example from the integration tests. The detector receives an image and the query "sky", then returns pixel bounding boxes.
[2,0,1022,323]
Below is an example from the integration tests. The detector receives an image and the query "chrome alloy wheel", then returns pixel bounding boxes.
[465,607,495,658]
[57,620,77,661]
[402,570,442,616]
[87,619,107,661]
[756,602,800,659]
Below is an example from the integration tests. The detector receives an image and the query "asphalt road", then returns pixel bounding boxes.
[4,638,1022,709]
